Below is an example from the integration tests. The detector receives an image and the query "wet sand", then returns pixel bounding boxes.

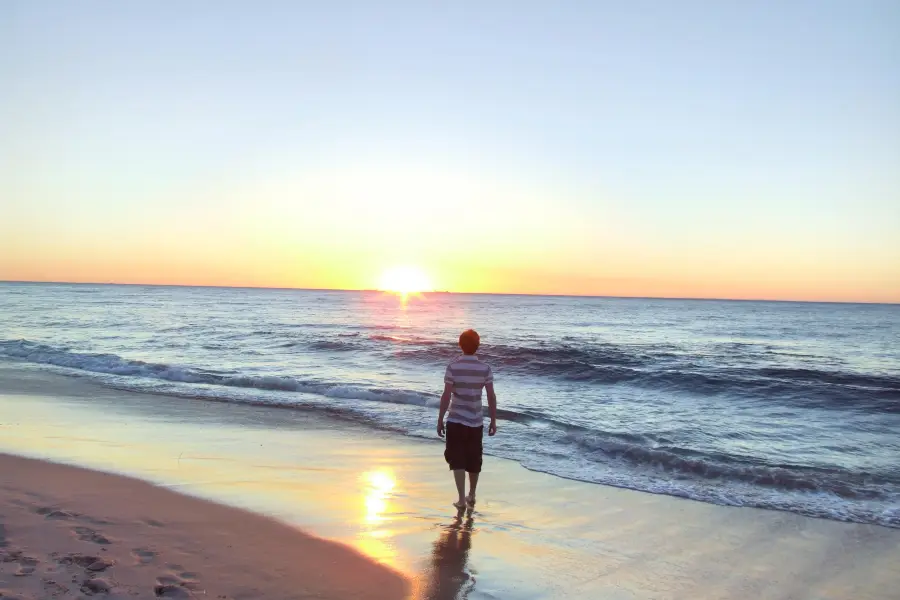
[1,362,899,599]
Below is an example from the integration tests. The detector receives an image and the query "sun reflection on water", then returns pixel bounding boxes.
[357,468,398,567]
[365,469,395,524]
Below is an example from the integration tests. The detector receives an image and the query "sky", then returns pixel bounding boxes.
[2,1,898,302]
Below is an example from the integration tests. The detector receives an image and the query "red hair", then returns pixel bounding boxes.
[458,329,480,355]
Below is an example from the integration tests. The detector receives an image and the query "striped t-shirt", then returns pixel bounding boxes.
[444,354,494,428]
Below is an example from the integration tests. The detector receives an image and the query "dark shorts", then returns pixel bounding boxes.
[444,422,484,473]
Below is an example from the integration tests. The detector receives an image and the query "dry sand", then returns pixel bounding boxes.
[0,453,408,600]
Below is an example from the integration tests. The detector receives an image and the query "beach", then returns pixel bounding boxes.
[2,362,898,599]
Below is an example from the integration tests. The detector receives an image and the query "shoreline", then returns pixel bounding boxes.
[2,362,899,599]
[0,453,408,600]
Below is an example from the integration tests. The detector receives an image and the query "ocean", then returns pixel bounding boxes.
[1,282,898,528]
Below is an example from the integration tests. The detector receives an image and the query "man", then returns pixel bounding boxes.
[437,329,497,509]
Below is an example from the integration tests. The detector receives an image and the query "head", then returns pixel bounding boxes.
[458,329,480,355]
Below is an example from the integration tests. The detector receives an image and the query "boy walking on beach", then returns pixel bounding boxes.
[437,329,497,509]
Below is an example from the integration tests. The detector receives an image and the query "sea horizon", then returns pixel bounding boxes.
[2,279,897,306]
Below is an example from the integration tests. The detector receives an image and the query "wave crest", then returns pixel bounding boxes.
[0,339,435,407]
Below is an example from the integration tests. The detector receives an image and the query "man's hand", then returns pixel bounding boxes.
[485,382,497,437]
[437,382,452,439]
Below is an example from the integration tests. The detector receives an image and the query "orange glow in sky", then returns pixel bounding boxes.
[2,4,898,303]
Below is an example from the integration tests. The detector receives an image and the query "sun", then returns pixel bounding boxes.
[378,266,433,297]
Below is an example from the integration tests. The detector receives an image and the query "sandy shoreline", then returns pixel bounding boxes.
[0,453,408,600]
[2,362,899,599]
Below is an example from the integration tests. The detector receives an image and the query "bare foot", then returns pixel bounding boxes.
[453,500,466,509]
[466,495,476,508]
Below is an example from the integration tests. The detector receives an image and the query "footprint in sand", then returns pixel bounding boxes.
[163,565,200,583]
[35,507,76,520]
[12,555,39,577]
[143,519,166,528]
[34,508,78,521]
[85,557,114,572]
[2,548,22,563]
[80,577,112,595]
[154,583,194,598]
[154,572,204,597]
[42,578,69,596]
[132,548,158,565]
[72,526,111,545]
[166,568,203,590]
[58,553,114,572]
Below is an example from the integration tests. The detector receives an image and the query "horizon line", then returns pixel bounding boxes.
[1,279,897,306]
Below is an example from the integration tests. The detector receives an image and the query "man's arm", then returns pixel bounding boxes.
[486,382,498,436]
[437,382,452,438]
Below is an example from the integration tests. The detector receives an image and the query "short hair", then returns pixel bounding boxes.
[459,329,480,355]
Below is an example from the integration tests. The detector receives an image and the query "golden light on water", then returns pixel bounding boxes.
[357,468,398,566]
[364,469,396,525]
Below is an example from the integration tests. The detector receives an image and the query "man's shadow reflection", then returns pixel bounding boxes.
[420,507,475,600]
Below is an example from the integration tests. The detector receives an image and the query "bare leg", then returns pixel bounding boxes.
[467,471,479,505]
[453,469,466,507]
